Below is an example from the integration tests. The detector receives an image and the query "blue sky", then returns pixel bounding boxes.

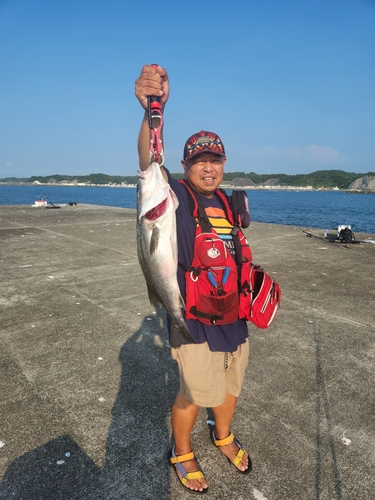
[1,0,374,178]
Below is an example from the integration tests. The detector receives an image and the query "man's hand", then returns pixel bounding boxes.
[135,65,169,111]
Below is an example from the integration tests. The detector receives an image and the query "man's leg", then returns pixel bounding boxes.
[171,390,208,492]
[212,392,250,472]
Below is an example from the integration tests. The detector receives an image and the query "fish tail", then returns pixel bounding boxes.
[170,323,195,348]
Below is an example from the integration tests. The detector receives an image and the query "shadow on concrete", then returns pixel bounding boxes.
[0,435,101,499]
[314,317,342,500]
[100,309,178,499]
[0,310,178,500]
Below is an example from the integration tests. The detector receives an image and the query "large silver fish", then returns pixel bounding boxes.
[136,161,195,348]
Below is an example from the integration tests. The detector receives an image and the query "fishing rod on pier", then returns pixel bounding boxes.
[34,185,60,209]
[302,230,350,249]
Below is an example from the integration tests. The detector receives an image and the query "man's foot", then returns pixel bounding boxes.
[208,421,252,474]
[169,447,208,494]
[215,434,250,472]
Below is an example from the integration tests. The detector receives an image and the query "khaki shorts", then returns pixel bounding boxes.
[171,339,249,408]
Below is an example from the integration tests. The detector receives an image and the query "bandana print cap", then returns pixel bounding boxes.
[183,131,226,161]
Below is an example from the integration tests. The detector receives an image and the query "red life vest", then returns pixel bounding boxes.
[179,180,253,325]
[179,180,281,328]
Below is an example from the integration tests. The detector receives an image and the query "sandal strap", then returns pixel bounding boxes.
[216,434,247,467]
[213,432,235,447]
[169,450,195,464]
[170,447,206,483]
[181,470,205,486]
[233,445,245,468]
[170,448,195,479]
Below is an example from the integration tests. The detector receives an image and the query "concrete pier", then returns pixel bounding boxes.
[0,204,374,499]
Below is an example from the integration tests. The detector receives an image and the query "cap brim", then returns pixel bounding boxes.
[185,150,226,161]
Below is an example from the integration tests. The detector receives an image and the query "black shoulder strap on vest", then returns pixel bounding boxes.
[179,179,236,227]
[179,179,245,271]
[215,188,235,225]
[179,179,212,233]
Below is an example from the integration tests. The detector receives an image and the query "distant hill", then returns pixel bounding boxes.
[348,175,375,190]
[219,170,375,189]
[1,170,375,189]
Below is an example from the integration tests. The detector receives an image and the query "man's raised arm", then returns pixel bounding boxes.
[135,65,170,171]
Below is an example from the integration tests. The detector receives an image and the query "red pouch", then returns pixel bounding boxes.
[184,230,239,325]
[248,264,281,328]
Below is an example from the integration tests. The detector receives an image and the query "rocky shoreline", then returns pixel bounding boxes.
[346,189,375,194]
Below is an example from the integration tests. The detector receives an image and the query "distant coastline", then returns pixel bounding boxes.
[0,180,343,191]
[1,169,375,191]
[2,181,375,193]
[0,181,372,193]
[0,181,137,188]
[346,189,375,194]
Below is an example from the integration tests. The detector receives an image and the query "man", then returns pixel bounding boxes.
[135,64,251,494]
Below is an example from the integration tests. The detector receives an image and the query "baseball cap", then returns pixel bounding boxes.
[183,131,226,161]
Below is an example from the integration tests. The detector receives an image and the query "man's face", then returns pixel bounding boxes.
[181,152,226,198]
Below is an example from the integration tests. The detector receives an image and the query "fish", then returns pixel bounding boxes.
[136,161,195,348]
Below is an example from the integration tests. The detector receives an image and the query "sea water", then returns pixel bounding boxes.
[0,184,374,234]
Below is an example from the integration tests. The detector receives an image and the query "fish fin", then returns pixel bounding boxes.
[179,293,186,308]
[170,323,195,348]
[149,225,160,255]
[147,284,162,307]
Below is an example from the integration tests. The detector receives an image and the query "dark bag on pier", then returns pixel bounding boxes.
[338,227,355,243]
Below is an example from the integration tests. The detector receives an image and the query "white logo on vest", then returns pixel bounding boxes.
[207,247,220,259]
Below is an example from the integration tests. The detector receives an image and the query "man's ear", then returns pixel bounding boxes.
[181,160,188,174]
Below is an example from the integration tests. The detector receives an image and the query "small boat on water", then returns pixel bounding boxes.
[31,197,60,208]
[32,198,47,207]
